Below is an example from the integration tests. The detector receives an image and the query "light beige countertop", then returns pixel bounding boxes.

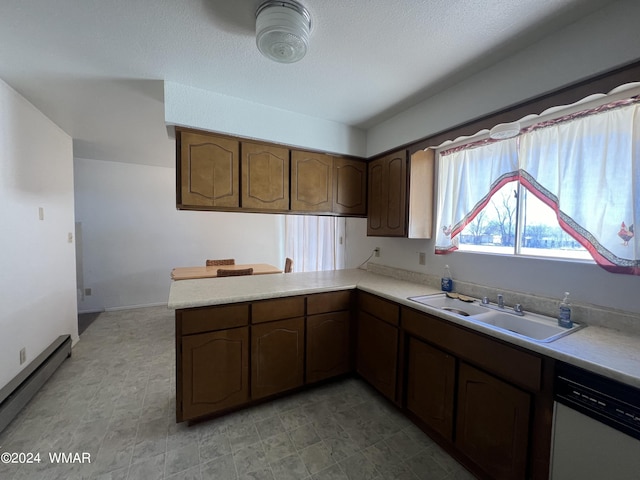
[168,268,640,389]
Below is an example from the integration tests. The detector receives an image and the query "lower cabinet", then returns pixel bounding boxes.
[179,327,249,422]
[357,311,398,401]
[356,292,400,402]
[402,304,550,480]
[306,290,353,384]
[176,293,354,422]
[455,362,531,480]
[175,290,552,478]
[307,311,351,383]
[252,317,305,400]
[406,337,455,441]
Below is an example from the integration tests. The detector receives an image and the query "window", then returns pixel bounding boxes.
[458,181,591,260]
[518,187,590,259]
[436,94,639,275]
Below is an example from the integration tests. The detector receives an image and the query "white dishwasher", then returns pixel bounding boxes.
[551,362,640,480]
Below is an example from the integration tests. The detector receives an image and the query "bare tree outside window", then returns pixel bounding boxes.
[459,182,590,259]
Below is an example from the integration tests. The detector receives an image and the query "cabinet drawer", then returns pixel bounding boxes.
[252,296,305,324]
[307,290,352,315]
[358,292,399,326]
[179,304,249,335]
[402,307,542,392]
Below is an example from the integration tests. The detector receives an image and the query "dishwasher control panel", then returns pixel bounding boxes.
[555,362,640,441]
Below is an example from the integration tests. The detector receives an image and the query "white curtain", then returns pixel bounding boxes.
[435,97,639,275]
[519,102,639,273]
[285,215,346,272]
[435,138,519,253]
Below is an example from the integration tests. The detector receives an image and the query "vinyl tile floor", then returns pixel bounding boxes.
[0,306,475,480]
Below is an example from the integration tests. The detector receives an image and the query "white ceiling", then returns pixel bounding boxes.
[0,0,615,167]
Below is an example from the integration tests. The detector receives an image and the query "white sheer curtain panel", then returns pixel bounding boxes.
[435,138,519,253]
[519,102,639,274]
[285,215,345,272]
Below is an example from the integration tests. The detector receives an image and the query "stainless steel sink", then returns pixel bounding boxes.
[470,309,584,343]
[408,293,584,343]
[408,294,489,316]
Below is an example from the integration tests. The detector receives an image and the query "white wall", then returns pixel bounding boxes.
[367,0,640,156]
[164,82,367,158]
[74,157,286,312]
[0,79,78,391]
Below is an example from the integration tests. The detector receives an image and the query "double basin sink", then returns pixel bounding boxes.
[409,293,584,343]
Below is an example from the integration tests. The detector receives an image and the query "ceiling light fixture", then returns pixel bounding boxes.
[489,121,521,140]
[256,0,311,64]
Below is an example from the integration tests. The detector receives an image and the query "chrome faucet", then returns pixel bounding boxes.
[480,293,524,316]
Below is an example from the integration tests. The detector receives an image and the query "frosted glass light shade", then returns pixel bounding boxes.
[256,0,311,64]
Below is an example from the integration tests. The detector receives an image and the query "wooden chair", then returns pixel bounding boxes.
[216,267,253,277]
[206,258,235,266]
[284,257,293,273]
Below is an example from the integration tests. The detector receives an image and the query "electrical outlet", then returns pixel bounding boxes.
[19,348,26,365]
[85,288,92,296]
[374,247,380,257]
[38,207,44,221]
[419,252,426,265]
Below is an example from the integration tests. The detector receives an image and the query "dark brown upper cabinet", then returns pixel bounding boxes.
[241,141,290,211]
[291,151,367,216]
[176,128,366,216]
[291,150,333,212]
[177,130,240,209]
[368,150,407,236]
[367,148,434,238]
[333,157,367,216]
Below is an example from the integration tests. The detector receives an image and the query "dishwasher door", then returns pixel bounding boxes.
[551,402,640,480]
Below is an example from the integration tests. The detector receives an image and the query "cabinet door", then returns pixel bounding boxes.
[367,150,407,236]
[456,362,531,480]
[408,149,434,239]
[241,141,289,211]
[291,150,333,212]
[333,157,367,216]
[252,317,304,399]
[180,327,249,421]
[406,337,455,441]
[356,311,398,401]
[307,311,351,383]
[178,131,239,208]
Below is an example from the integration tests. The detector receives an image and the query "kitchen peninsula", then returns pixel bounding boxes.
[169,268,640,479]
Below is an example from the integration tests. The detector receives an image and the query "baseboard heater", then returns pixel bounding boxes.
[0,335,72,433]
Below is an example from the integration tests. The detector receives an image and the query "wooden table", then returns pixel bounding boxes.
[171,264,283,280]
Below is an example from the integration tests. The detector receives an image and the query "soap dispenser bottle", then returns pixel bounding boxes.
[441,265,453,292]
[558,292,573,328]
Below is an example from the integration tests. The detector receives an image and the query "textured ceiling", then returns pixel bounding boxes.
[0,0,615,166]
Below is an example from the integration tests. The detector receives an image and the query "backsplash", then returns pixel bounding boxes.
[367,262,640,336]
